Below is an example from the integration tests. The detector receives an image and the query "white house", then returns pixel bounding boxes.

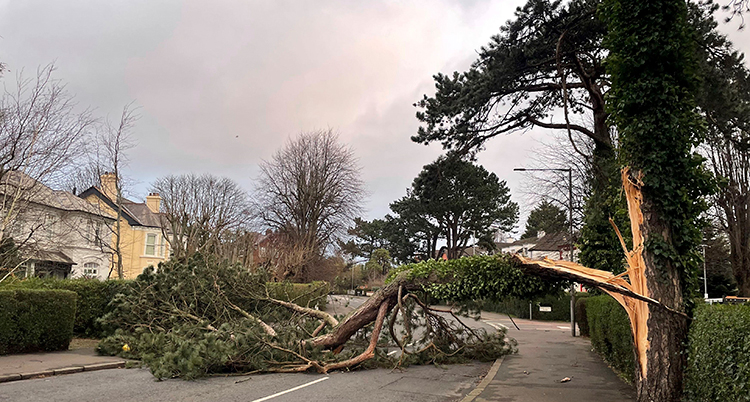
[1,171,115,280]
[497,231,578,261]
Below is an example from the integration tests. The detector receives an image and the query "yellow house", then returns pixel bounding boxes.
[79,173,169,279]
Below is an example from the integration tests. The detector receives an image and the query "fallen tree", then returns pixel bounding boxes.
[98,254,560,379]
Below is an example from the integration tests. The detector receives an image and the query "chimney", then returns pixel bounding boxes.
[100,172,118,200]
[146,193,161,213]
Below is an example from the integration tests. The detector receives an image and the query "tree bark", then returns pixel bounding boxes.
[622,169,687,402]
[307,278,404,349]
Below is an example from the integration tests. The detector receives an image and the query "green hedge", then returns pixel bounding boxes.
[586,295,634,383]
[0,278,132,338]
[0,278,328,338]
[575,297,589,337]
[482,293,588,322]
[0,289,77,354]
[685,303,750,401]
[266,281,329,310]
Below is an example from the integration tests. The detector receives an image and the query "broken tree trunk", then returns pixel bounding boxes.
[513,168,689,402]
[307,273,425,350]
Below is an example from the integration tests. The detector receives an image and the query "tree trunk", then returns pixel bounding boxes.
[635,304,687,401]
[308,278,404,349]
[627,169,688,402]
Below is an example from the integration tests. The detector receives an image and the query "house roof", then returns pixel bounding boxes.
[78,186,163,228]
[530,231,573,251]
[510,237,539,246]
[0,171,114,220]
[122,202,163,227]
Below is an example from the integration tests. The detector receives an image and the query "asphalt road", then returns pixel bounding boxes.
[0,362,491,402]
[2,296,574,402]
[0,295,501,402]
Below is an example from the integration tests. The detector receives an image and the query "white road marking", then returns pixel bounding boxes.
[557,326,570,330]
[387,350,398,356]
[482,320,507,331]
[249,377,329,402]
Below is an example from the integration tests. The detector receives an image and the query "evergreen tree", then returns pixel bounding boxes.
[521,200,568,239]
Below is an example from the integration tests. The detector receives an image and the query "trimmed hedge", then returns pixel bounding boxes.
[586,295,634,383]
[685,303,750,401]
[0,278,328,339]
[266,281,329,310]
[0,289,77,354]
[575,297,589,337]
[483,292,588,322]
[1,278,131,338]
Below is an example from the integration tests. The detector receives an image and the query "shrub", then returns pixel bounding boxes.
[586,295,634,383]
[482,292,588,322]
[0,289,77,354]
[685,303,750,401]
[575,297,589,337]
[266,281,329,310]
[1,277,132,337]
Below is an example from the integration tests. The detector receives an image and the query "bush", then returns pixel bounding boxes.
[685,303,750,401]
[1,277,132,338]
[586,295,634,383]
[266,281,329,310]
[482,292,588,322]
[0,289,77,354]
[575,297,589,337]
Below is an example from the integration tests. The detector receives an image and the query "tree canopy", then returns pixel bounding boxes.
[413,0,610,161]
[390,157,518,260]
[254,130,365,281]
[521,200,568,239]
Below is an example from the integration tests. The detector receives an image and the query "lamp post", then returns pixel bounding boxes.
[514,167,576,337]
[701,244,708,299]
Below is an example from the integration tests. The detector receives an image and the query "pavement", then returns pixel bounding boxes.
[469,311,635,402]
[0,347,126,383]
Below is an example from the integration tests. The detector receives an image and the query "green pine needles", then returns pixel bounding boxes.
[98,255,537,379]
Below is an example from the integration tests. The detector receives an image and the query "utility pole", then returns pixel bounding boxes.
[514,167,576,336]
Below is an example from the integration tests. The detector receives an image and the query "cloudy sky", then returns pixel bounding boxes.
[1,0,747,236]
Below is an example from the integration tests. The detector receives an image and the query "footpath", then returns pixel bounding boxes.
[0,346,126,383]
[466,312,635,402]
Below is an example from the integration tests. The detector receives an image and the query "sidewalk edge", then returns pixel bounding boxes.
[460,356,505,402]
[0,361,125,384]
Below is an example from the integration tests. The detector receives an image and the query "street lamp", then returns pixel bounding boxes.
[701,244,708,299]
[514,167,576,337]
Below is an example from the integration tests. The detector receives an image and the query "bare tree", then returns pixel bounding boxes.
[90,106,137,279]
[520,131,593,232]
[0,65,95,277]
[254,130,365,281]
[705,130,750,295]
[152,173,252,261]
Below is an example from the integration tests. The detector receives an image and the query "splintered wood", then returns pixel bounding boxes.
[512,168,653,379]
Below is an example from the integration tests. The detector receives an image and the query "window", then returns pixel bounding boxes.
[83,262,99,276]
[145,233,156,256]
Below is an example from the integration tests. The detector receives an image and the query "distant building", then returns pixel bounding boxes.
[79,173,169,279]
[528,231,577,261]
[496,231,578,261]
[1,171,115,280]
